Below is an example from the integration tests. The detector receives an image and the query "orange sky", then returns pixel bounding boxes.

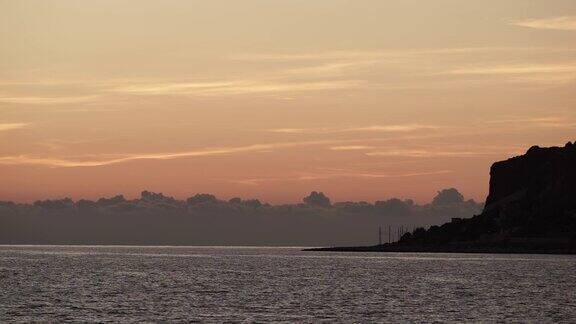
[1,0,575,204]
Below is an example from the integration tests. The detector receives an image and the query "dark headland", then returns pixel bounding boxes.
[306,141,576,254]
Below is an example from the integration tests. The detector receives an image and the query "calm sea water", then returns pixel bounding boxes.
[1,246,575,323]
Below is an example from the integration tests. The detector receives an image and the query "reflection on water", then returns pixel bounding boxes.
[1,246,575,322]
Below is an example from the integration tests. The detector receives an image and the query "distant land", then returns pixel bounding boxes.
[0,188,482,246]
[308,141,576,254]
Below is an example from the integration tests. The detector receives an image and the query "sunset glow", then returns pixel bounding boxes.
[1,0,575,203]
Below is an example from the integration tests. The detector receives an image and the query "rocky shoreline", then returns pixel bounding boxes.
[304,241,576,255]
[306,142,576,255]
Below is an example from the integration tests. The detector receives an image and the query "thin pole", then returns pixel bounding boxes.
[379,226,382,245]
[388,225,391,243]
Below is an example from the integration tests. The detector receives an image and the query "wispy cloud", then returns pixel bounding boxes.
[227,177,284,186]
[0,131,463,168]
[0,123,30,132]
[229,47,576,86]
[512,16,576,31]
[229,47,560,62]
[0,143,286,167]
[448,64,576,75]
[283,60,380,77]
[0,95,99,105]
[112,79,362,96]
[296,170,453,181]
[505,73,576,85]
[230,51,384,61]
[5,46,574,103]
[111,81,238,95]
[444,63,576,85]
[0,139,372,168]
[329,145,374,151]
[342,124,438,132]
[484,116,576,128]
[267,128,308,134]
[229,169,453,185]
[267,123,438,135]
[365,150,501,158]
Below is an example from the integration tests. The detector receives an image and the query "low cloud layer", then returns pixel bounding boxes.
[0,188,483,246]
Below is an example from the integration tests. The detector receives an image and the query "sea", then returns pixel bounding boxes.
[1,245,575,323]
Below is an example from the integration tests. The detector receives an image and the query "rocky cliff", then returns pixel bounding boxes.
[486,143,576,211]
[309,141,576,253]
[404,141,576,247]
[482,142,576,238]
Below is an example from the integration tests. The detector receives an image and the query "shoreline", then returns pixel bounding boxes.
[303,243,576,255]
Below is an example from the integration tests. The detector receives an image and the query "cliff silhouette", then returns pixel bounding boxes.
[309,141,576,254]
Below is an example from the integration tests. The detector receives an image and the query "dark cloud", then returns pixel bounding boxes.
[375,198,411,217]
[303,191,331,207]
[0,189,483,246]
[432,188,465,206]
[186,193,218,205]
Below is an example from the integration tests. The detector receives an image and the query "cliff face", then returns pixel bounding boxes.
[312,142,576,253]
[481,142,576,238]
[401,142,576,246]
[485,142,576,212]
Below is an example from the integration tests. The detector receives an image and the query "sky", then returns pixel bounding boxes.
[0,0,575,204]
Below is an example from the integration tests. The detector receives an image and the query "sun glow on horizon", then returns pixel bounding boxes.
[1,0,575,204]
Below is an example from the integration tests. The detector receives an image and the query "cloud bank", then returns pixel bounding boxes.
[0,189,483,246]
